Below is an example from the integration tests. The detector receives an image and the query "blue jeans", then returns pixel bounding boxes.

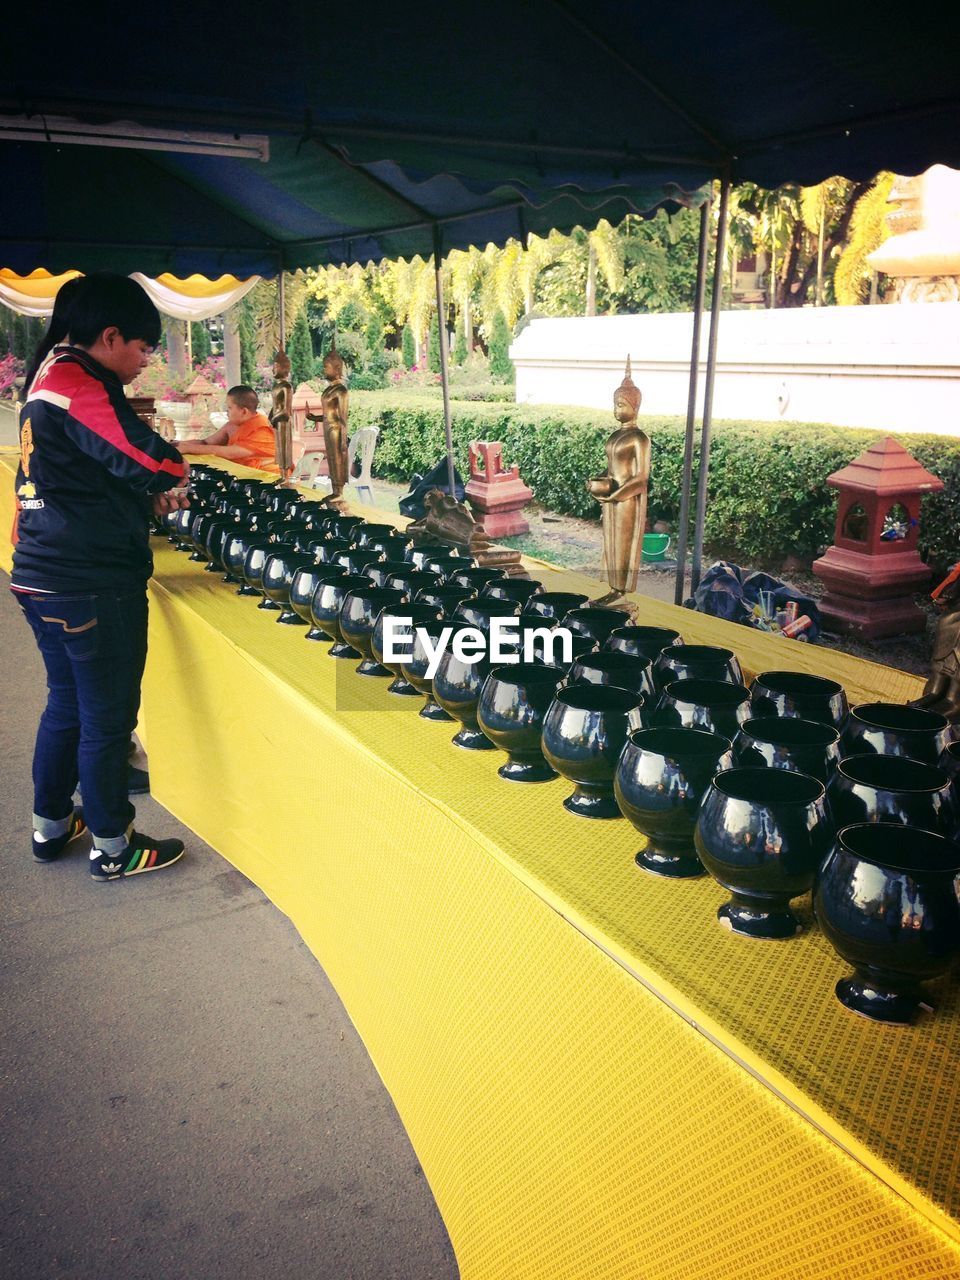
[16,590,148,851]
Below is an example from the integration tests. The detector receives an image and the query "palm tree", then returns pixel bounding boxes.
[834,174,894,304]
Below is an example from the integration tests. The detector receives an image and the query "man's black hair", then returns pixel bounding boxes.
[66,273,162,349]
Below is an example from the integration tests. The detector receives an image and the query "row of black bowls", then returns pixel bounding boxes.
[166,467,960,1025]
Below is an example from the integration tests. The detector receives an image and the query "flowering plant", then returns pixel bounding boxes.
[0,352,24,398]
[130,354,227,402]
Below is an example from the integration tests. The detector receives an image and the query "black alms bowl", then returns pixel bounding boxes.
[842,702,951,765]
[372,602,444,696]
[603,625,682,663]
[560,607,632,645]
[655,678,752,740]
[310,573,371,658]
[291,563,347,639]
[262,550,316,623]
[750,670,848,730]
[566,650,656,700]
[654,644,744,689]
[815,824,960,1024]
[696,767,834,940]
[521,591,589,622]
[477,663,566,782]
[733,717,841,784]
[616,727,733,878]
[339,586,408,676]
[542,684,646,819]
[828,754,959,838]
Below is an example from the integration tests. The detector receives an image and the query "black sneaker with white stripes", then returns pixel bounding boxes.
[32,809,87,863]
[90,832,185,881]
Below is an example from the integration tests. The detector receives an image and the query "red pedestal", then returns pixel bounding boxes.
[812,438,942,639]
[465,441,533,538]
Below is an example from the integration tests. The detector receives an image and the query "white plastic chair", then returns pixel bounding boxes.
[347,427,380,504]
[290,440,329,489]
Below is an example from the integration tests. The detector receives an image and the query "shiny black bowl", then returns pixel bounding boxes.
[566,650,656,700]
[842,702,951,765]
[449,566,508,592]
[339,586,408,675]
[415,584,476,616]
[733,716,842,784]
[481,577,544,606]
[602,625,682,663]
[750,670,848,729]
[316,536,355,565]
[616,727,733,877]
[561,606,632,645]
[521,591,589,622]
[290,563,347,638]
[453,597,521,633]
[829,755,959,837]
[333,546,386,577]
[938,740,960,783]
[477,663,566,782]
[654,643,744,689]
[310,573,371,658]
[224,529,265,590]
[372,602,444,696]
[696,767,834,939]
[400,620,456,721]
[433,626,497,749]
[251,541,298,610]
[655,678,752,740]
[365,533,413,562]
[354,522,398,548]
[815,824,960,1024]
[240,537,282,600]
[363,558,413,589]
[424,551,476,578]
[262,550,316,623]
[542,684,646,818]
[386,569,444,599]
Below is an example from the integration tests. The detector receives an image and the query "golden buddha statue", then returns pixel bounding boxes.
[269,349,294,475]
[586,357,650,603]
[308,336,350,505]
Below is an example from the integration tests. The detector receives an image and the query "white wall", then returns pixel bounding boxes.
[510,305,960,435]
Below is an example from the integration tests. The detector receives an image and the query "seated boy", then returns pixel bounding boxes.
[177,384,279,473]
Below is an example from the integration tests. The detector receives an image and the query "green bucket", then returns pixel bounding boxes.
[642,533,671,563]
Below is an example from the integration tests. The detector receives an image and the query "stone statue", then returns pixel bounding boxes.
[586,357,650,605]
[406,489,525,574]
[309,336,350,505]
[910,563,960,719]
[269,349,294,475]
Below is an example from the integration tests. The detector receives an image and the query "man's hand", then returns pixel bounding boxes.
[177,439,203,454]
[153,489,190,519]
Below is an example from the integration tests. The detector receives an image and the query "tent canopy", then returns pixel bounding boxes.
[2,0,958,277]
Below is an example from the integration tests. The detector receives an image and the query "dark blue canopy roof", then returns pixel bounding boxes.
[1,0,957,276]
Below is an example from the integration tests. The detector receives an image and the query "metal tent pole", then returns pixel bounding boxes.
[277,270,286,350]
[690,173,731,595]
[433,226,457,498]
[673,197,711,605]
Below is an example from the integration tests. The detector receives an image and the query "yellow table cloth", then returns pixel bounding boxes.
[4,450,960,1280]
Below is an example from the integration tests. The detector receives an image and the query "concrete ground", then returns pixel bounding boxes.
[0,568,458,1276]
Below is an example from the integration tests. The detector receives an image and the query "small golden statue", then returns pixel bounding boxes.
[269,349,294,476]
[910,564,960,720]
[587,356,650,607]
[307,336,350,507]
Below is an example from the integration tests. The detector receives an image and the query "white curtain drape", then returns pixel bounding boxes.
[0,269,260,320]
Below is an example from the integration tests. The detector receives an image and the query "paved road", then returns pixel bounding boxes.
[0,576,458,1280]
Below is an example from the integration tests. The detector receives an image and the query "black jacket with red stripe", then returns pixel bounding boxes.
[12,346,187,593]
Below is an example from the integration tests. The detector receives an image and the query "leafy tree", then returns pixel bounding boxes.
[427,315,441,373]
[488,311,513,382]
[12,313,28,359]
[401,324,416,368]
[834,174,895,304]
[237,300,257,385]
[190,321,211,366]
[287,308,315,387]
[452,327,468,365]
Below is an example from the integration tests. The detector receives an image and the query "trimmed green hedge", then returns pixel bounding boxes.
[350,392,960,571]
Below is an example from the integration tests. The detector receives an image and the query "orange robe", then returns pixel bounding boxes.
[230,413,278,473]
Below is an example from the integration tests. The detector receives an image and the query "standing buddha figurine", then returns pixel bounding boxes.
[308,336,350,506]
[586,356,650,602]
[269,348,294,476]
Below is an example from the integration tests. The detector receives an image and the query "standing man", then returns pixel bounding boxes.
[12,274,191,880]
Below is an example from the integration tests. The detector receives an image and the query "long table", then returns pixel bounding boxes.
[4,451,959,1280]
